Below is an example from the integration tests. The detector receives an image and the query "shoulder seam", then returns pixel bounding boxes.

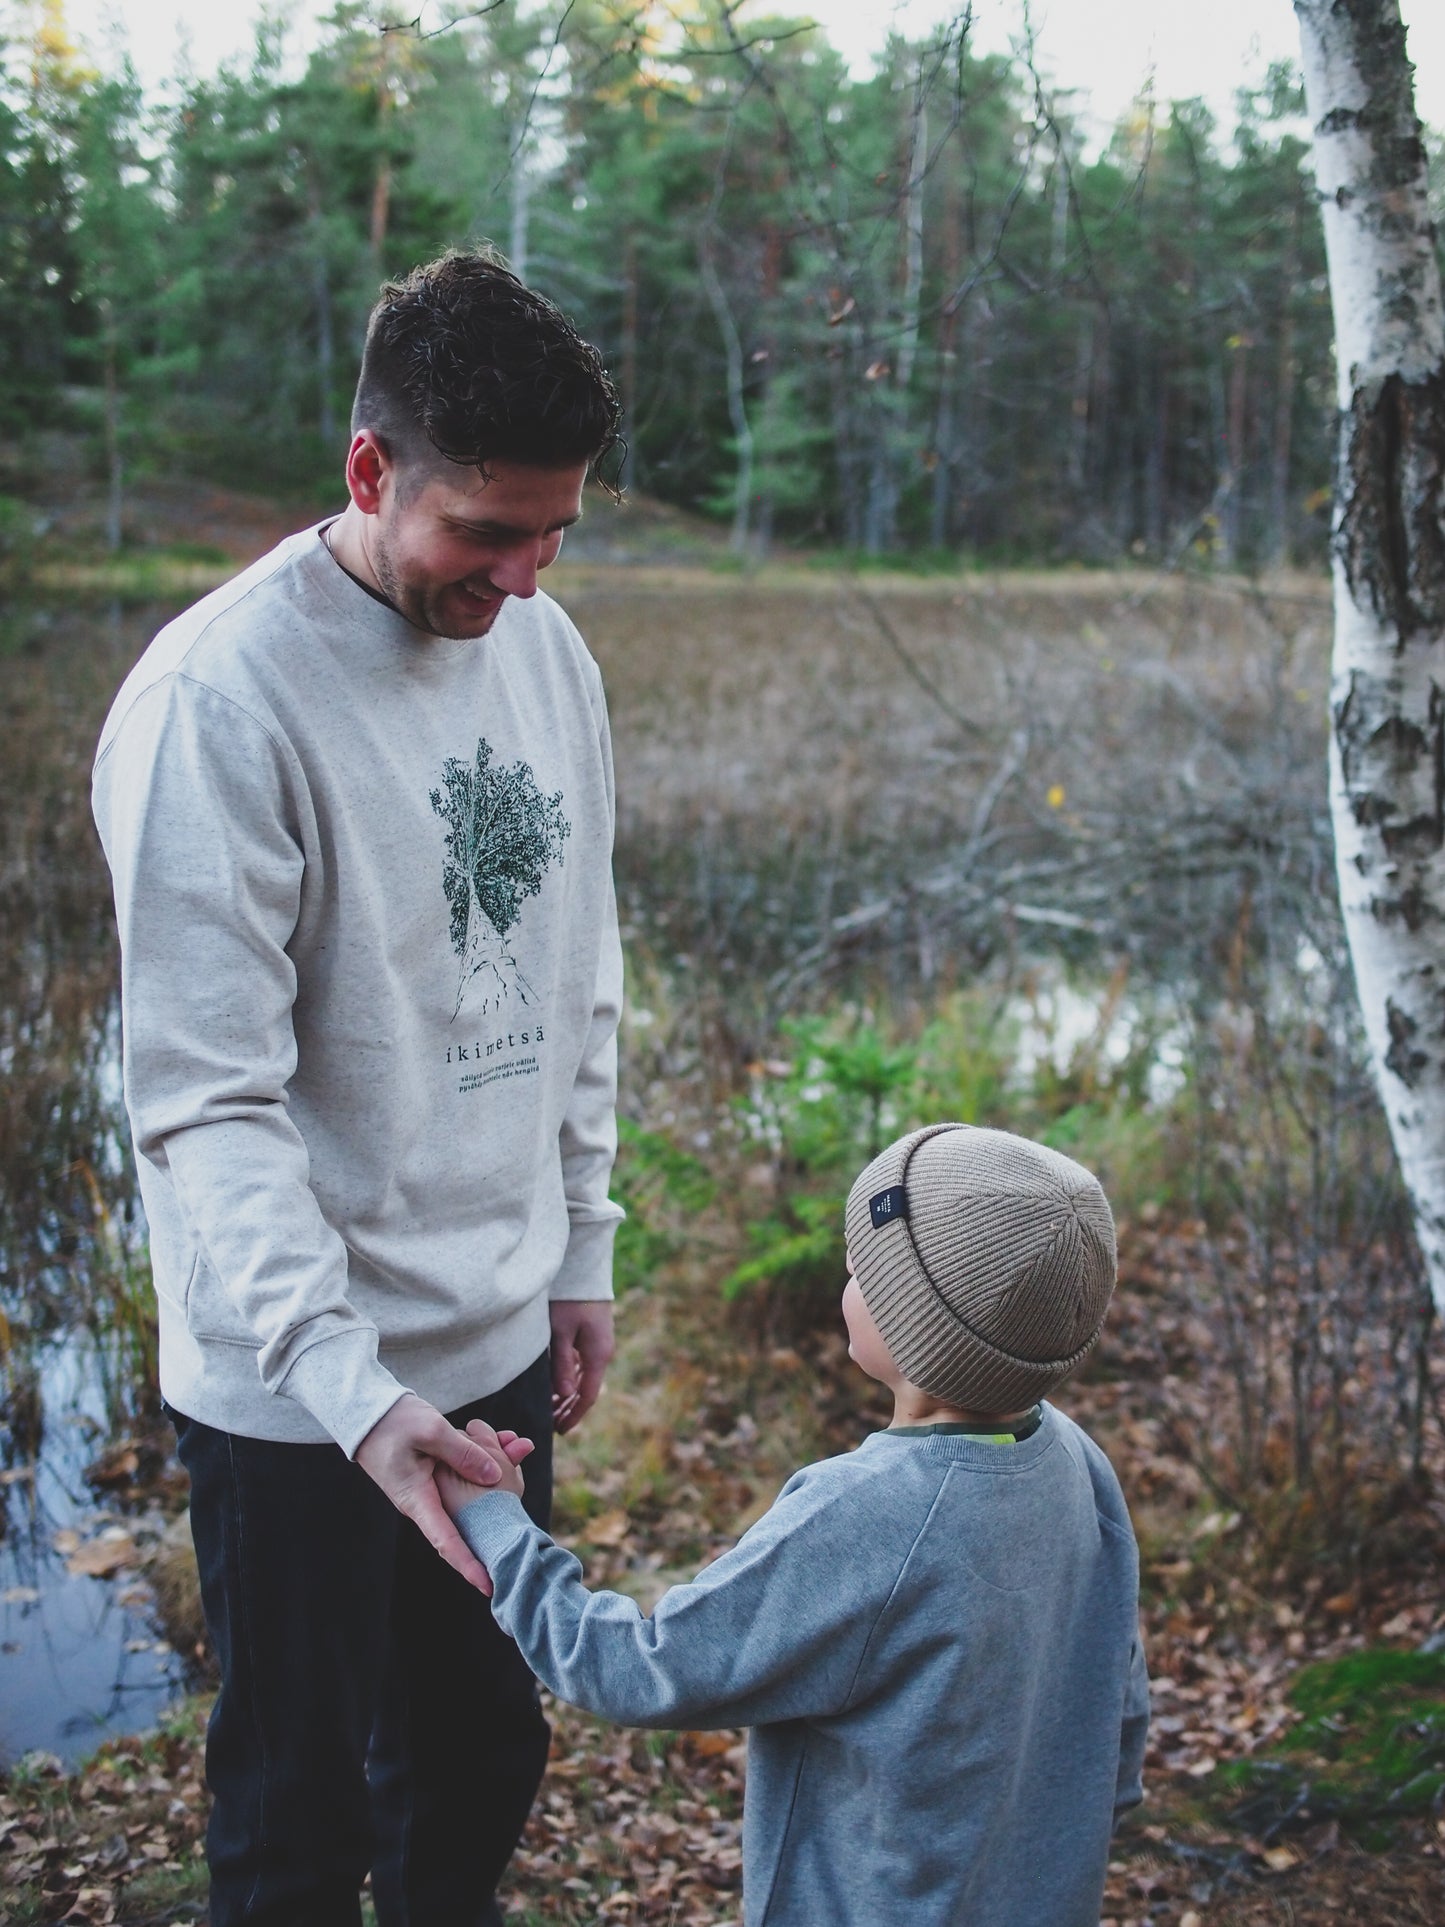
[96,543,301,756]
[95,668,292,779]
[170,671,290,759]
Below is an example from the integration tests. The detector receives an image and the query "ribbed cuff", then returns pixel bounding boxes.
[455,1489,539,1568]
[276,1326,410,1458]
[549,1214,621,1301]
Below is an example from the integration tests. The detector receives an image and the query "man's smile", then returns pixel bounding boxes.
[456,579,503,609]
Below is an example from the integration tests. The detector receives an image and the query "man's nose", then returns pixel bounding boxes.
[488,543,543,599]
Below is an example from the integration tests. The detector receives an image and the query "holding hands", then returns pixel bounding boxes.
[434,1419,536,1594]
[355,1394,533,1593]
[358,1306,611,1592]
[437,1419,534,1503]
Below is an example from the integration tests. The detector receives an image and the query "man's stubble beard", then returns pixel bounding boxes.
[371,525,444,639]
[369,519,500,642]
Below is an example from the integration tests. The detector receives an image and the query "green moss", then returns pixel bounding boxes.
[1221,1649,1445,1839]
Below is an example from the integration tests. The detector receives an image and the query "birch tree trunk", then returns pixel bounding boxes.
[700,244,754,555]
[306,173,335,449]
[508,124,531,282]
[1294,0,1445,1312]
[369,38,394,273]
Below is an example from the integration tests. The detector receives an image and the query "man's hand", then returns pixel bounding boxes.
[355,1393,512,1589]
[549,1300,615,1434]
[437,1422,533,1506]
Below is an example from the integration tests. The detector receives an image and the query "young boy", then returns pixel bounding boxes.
[442,1124,1149,1926]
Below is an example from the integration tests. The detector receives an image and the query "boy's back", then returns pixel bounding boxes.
[451,1123,1148,1924]
[743,1410,1145,1924]
[460,1402,1146,1927]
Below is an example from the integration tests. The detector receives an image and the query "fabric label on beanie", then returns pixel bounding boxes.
[869,1186,910,1229]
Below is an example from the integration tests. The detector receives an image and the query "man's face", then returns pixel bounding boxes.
[367,456,587,640]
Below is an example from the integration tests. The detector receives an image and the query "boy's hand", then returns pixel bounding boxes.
[355,1393,506,1592]
[435,1422,531,1505]
[435,1423,535,1596]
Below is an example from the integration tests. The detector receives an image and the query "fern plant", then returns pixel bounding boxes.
[723,1018,921,1312]
[611,1118,716,1294]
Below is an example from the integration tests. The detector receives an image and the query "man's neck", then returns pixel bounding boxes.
[325,506,387,600]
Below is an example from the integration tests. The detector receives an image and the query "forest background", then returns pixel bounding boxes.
[4,2,1445,1924]
[3,0,1413,562]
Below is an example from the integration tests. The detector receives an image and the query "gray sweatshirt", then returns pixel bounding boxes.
[459,1403,1148,1926]
[92,526,623,1455]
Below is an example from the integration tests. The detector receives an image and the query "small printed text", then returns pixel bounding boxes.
[449,1027,545,1097]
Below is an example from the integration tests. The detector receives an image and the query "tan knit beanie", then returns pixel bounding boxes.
[844,1123,1117,1412]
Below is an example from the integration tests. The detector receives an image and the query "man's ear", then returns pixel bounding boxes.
[345,430,391,516]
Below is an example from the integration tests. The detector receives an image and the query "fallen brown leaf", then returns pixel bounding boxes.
[587,1510,631,1547]
[65,1534,138,1579]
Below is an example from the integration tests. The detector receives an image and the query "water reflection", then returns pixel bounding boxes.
[1,599,189,1763]
[0,1337,186,1766]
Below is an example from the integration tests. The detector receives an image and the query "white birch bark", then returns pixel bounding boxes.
[700,244,754,555]
[1294,0,1445,1310]
[100,298,123,555]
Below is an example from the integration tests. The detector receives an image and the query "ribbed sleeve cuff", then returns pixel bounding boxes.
[276,1327,410,1458]
[455,1490,539,1568]
[549,1213,622,1301]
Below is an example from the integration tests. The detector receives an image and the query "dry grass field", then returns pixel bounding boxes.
[566,562,1331,848]
[551,563,1336,1026]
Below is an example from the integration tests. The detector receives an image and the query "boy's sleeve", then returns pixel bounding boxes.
[457,1470,910,1730]
[1113,1631,1150,1822]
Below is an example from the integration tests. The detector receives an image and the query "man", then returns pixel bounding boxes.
[92,252,626,1926]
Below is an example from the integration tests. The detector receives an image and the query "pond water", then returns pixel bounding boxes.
[1004,972,1189,1106]
[0,1337,187,1768]
[1,599,192,1767]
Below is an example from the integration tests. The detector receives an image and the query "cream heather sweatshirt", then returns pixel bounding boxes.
[93,526,623,1455]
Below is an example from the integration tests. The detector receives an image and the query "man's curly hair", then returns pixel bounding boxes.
[352,250,623,493]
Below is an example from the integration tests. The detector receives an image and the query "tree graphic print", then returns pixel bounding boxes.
[430,740,571,1021]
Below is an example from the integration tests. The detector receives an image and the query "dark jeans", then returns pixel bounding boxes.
[172,1352,555,1927]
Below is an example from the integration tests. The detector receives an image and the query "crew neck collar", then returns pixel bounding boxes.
[862,1404,1058,1469]
[889,1405,1043,1443]
[320,518,397,614]
[300,521,486,665]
